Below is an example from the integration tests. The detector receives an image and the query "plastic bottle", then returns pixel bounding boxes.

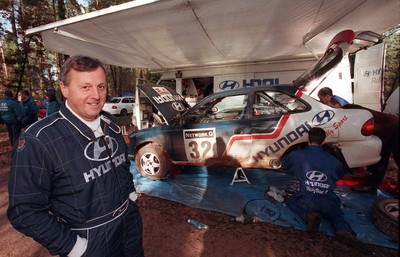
[187,219,208,229]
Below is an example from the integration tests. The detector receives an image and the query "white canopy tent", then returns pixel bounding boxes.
[26,0,400,72]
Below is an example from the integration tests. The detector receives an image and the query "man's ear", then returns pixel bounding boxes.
[59,82,68,98]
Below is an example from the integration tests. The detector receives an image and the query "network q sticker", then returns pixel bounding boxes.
[183,128,217,161]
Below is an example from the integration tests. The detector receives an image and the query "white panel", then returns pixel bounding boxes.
[353,43,385,111]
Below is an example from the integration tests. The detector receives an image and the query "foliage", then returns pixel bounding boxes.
[383,25,400,100]
[146,72,163,84]
[0,0,145,101]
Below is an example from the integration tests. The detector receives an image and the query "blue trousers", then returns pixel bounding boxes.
[367,129,399,188]
[285,192,352,232]
[5,120,21,146]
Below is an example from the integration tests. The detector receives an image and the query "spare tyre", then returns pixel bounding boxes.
[371,198,398,241]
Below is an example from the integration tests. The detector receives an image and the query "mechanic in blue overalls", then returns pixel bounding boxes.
[282,127,355,240]
[8,56,144,257]
[0,88,22,146]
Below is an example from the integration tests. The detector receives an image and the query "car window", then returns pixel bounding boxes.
[121,98,130,103]
[252,91,307,117]
[190,93,248,124]
[109,98,120,103]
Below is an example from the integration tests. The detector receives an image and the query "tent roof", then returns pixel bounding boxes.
[26,0,400,71]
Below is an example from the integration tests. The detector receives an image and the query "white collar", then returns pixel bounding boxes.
[65,100,103,137]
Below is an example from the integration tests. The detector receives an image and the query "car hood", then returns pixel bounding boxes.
[292,30,382,89]
[138,84,191,124]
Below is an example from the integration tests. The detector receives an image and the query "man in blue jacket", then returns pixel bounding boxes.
[8,56,144,257]
[282,127,355,240]
[0,88,22,145]
[317,87,349,107]
[18,89,39,128]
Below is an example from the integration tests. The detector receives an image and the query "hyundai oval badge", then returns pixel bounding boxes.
[219,80,240,90]
[312,110,335,126]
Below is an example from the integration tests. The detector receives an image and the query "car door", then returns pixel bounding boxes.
[248,89,310,168]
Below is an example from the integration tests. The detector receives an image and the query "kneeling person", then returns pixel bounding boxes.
[282,127,354,238]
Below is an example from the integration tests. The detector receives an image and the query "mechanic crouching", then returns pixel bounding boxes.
[282,127,356,241]
[7,56,144,257]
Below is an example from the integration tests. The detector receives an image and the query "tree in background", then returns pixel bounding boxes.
[0,0,145,101]
[383,25,400,101]
[0,0,79,98]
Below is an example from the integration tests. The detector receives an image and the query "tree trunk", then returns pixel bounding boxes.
[0,41,8,85]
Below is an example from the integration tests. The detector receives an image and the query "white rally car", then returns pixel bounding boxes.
[128,30,382,180]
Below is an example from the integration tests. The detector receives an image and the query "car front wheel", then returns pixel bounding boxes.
[135,143,169,180]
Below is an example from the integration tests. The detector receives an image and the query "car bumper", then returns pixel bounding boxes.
[340,135,382,168]
[102,108,120,115]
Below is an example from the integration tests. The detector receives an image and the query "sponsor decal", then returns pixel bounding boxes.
[254,121,312,158]
[312,110,335,126]
[306,170,327,182]
[219,80,240,90]
[183,128,217,161]
[324,114,348,138]
[363,68,381,77]
[0,102,8,111]
[82,136,125,183]
[84,136,119,161]
[152,91,183,104]
[83,153,126,183]
[333,115,348,129]
[243,78,279,87]
[172,102,185,111]
[219,78,280,90]
[305,170,330,194]
[153,87,171,95]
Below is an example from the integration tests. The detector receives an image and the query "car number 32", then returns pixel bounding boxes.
[183,128,217,161]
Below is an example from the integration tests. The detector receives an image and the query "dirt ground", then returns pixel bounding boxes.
[0,130,398,257]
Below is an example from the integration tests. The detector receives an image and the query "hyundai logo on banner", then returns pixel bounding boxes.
[312,110,335,126]
[219,80,240,90]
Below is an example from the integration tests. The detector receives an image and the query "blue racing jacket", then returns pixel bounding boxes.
[282,145,344,197]
[0,95,22,122]
[7,103,134,255]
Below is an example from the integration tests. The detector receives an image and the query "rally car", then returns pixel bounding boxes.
[128,30,382,180]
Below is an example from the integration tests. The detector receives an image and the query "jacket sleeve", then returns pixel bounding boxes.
[7,133,77,256]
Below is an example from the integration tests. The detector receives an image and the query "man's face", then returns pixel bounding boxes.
[60,67,107,121]
[318,94,331,105]
[18,92,27,102]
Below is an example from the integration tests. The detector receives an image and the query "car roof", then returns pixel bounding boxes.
[204,84,298,98]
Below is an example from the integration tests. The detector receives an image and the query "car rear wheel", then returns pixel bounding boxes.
[135,143,169,180]
[120,108,128,116]
[371,198,398,241]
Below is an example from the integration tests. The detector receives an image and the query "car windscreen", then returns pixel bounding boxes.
[108,98,120,103]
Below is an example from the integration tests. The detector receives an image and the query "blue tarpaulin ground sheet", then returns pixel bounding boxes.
[131,162,397,249]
